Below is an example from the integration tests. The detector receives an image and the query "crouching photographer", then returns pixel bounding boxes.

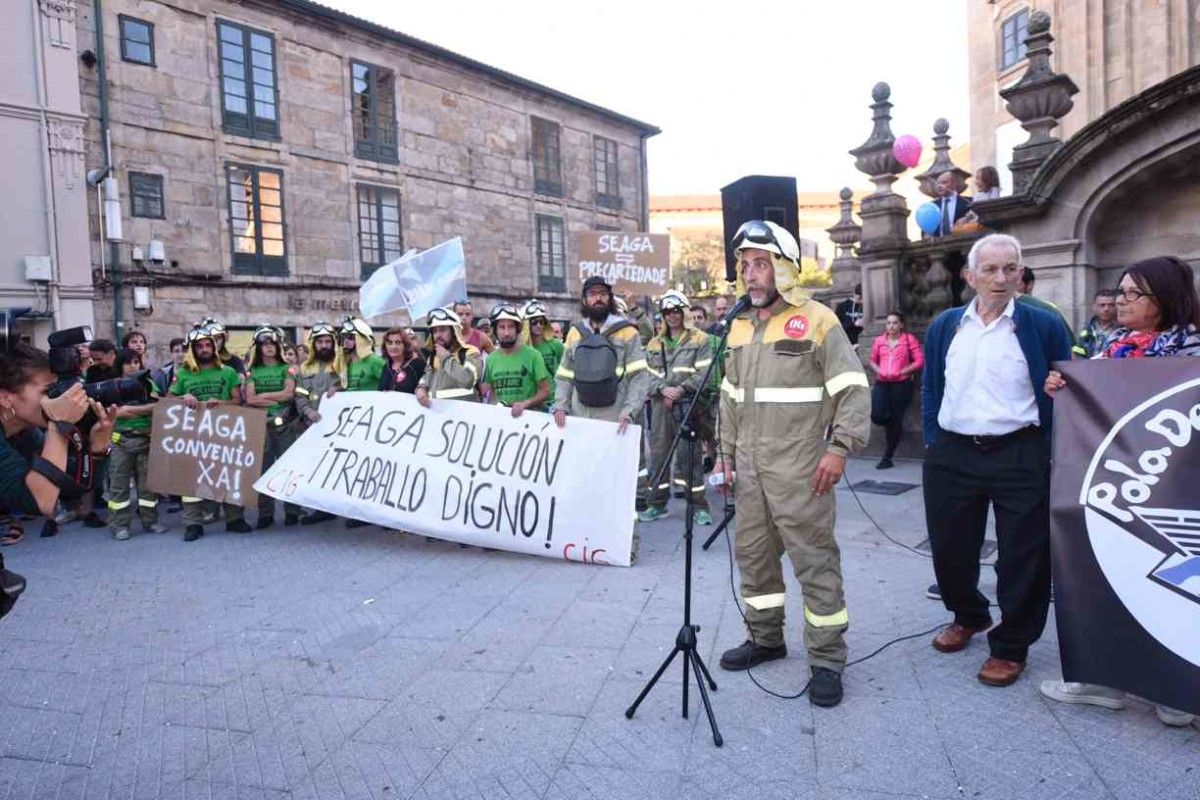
[0,342,116,619]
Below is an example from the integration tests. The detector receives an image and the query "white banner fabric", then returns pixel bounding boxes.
[254,391,638,566]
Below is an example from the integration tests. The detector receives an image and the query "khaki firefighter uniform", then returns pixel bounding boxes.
[645,323,714,511]
[552,317,650,423]
[418,309,482,402]
[106,428,158,532]
[721,290,870,672]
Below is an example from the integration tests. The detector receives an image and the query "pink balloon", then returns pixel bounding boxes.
[892,135,922,169]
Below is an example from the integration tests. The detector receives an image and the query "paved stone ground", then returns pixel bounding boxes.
[0,457,1197,800]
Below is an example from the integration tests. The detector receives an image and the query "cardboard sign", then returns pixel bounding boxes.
[254,391,639,566]
[146,399,267,508]
[577,232,670,298]
[1050,358,1200,715]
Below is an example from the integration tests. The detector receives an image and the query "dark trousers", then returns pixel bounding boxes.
[923,427,1052,662]
[871,381,913,458]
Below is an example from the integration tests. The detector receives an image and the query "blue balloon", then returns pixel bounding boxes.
[915,202,942,235]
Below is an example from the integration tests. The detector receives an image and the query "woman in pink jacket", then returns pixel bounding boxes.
[868,311,924,469]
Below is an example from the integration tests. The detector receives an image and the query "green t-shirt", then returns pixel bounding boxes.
[483,345,551,407]
[115,401,154,434]
[170,364,241,402]
[532,338,564,403]
[249,362,293,416]
[345,353,386,392]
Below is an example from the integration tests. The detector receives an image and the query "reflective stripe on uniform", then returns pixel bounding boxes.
[754,387,822,403]
[137,498,158,508]
[647,366,665,378]
[182,496,202,503]
[107,499,131,511]
[657,482,671,490]
[744,592,787,611]
[294,386,311,397]
[694,358,713,369]
[804,605,850,627]
[672,366,697,374]
[434,388,475,399]
[720,378,744,402]
[465,360,479,378]
[637,468,649,478]
[825,371,868,397]
[615,358,648,377]
[691,485,705,493]
[556,366,575,379]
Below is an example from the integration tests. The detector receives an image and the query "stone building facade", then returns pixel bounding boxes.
[0,0,96,345]
[968,0,1200,193]
[75,0,656,359]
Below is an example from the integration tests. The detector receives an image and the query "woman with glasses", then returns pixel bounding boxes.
[1041,255,1200,727]
[379,327,425,394]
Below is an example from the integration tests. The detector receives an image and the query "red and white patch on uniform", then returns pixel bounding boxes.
[784,315,810,339]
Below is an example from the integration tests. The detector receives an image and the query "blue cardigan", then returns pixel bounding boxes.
[921,301,1073,446]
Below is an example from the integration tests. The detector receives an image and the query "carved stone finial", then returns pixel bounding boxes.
[839,187,853,202]
[850,83,905,195]
[826,188,862,295]
[999,12,1079,193]
[915,118,970,198]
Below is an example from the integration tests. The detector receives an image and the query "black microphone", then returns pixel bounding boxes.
[715,294,751,331]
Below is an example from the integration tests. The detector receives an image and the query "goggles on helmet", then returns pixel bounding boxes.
[200,317,225,336]
[522,300,548,321]
[427,307,461,329]
[186,326,214,345]
[658,290,690,312]
[309,321,336,338]
[489,303,523,326]
[731,220,800,262]
[253,324,280,344]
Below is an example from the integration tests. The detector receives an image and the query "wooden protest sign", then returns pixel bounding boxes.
[577,231,670,299]
[255,391,639,566]
[146,399,267,508]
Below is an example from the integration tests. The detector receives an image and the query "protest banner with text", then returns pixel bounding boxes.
[146,399,267,508]
[577,232,670,299]
[255,392,639,566]
[1050,358,1200,715]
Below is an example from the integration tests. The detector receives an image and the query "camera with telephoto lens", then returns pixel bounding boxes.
[45,326,158,429]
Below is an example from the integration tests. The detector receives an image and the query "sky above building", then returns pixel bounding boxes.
[328,0,970,196]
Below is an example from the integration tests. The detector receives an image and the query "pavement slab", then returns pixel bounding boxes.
[0,458,1194,799]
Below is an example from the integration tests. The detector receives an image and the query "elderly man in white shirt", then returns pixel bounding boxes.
[919,234,1073,688]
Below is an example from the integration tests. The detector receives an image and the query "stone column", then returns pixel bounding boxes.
[999,11,1078,195]
[848,83,909,335]
[825,187,861,298]
[914,119,970,199]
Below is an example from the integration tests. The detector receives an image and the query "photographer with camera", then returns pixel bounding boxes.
[0,343,114,525]
[105,348,166,541]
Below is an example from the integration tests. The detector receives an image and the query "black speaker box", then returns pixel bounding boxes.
[720,175,799,282]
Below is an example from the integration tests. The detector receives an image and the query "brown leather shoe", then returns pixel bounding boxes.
[932,623,988,653]
[977,656,1025,687]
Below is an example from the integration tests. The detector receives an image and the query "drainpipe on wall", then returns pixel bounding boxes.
[92,0,123,340]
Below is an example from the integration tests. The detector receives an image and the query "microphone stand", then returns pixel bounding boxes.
[625,313,738,747]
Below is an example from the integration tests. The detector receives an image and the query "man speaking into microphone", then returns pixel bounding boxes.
[711,220,870,708]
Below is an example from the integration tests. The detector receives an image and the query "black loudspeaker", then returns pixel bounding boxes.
[720,175,799,282]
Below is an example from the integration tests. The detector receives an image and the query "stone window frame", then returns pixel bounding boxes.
[593,135,621,211]
[531,116,562,197]
[129,171,165,219]
[998,7,1030,72]
[225,162,287,276]
[216,19,281,141]
[535,214,566,293]
[351,60,399,164]
[356,183,403,279]
[118,15,155,67]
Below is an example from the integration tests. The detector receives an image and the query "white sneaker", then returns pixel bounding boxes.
[145,523,168,534]
[1038,680,1127,710]
[1154,705,1195,727]
[55,509,78,525]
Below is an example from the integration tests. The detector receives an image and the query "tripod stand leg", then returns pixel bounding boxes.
[688,650,724,747]
[625,645,681,719]
[682,644,690,719]
[693,647,718,691]
[701,508,735,550]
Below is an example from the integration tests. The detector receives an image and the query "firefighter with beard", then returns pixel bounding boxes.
[482,303,550,415]
[170,326,251,541]
[243,324,299,529]
[294,321,341,525]
[337,316,386,391]
[712,220,870,708]
[198,318,247,377]
[415,307,482,406]
[639,290,714,526]
[521,299,564,405]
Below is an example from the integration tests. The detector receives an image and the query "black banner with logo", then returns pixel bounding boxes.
[1051,359,1200,715]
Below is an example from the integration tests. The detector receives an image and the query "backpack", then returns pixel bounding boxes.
[572,321,635,407]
